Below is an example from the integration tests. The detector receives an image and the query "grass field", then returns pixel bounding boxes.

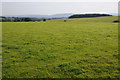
[2,16,119,78]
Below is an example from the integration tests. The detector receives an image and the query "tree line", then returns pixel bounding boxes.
[68,14,112,18]
[0,16,65,22]
[0,17,45,22]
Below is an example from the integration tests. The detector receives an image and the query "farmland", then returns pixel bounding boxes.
[2,16,119,78]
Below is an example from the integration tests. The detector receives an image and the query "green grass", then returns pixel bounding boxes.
[2,16,119,78]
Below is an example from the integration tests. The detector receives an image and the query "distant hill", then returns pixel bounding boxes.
[4,13,73,18]
[110,13,119,16]
[68,14,112,18]
[49,13,73,18]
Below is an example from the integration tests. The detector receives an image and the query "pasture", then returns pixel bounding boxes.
[2,16,119,78]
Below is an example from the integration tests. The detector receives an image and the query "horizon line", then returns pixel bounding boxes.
[2,13,118,16]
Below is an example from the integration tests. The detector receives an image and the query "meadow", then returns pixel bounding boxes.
[2,16,119,78]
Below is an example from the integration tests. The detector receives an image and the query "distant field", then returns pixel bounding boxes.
[2,16,119,78]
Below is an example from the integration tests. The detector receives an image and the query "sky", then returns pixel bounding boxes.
[1,1,119,16]
[1,0,119,2]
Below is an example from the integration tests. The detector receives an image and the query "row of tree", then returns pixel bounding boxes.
[0,17,46,22]
[0,16,65,22]
[68,14,112,18]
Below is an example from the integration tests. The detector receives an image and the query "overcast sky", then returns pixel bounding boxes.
[1,0,119,2]
[2,1,118,16]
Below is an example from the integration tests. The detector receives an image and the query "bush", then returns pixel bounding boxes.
[43,19,46,22]
[113,20,119,23]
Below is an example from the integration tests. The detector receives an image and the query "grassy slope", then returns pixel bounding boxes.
[2,16,119,78]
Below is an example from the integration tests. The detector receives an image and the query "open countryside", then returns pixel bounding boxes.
[2,16,119,78]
